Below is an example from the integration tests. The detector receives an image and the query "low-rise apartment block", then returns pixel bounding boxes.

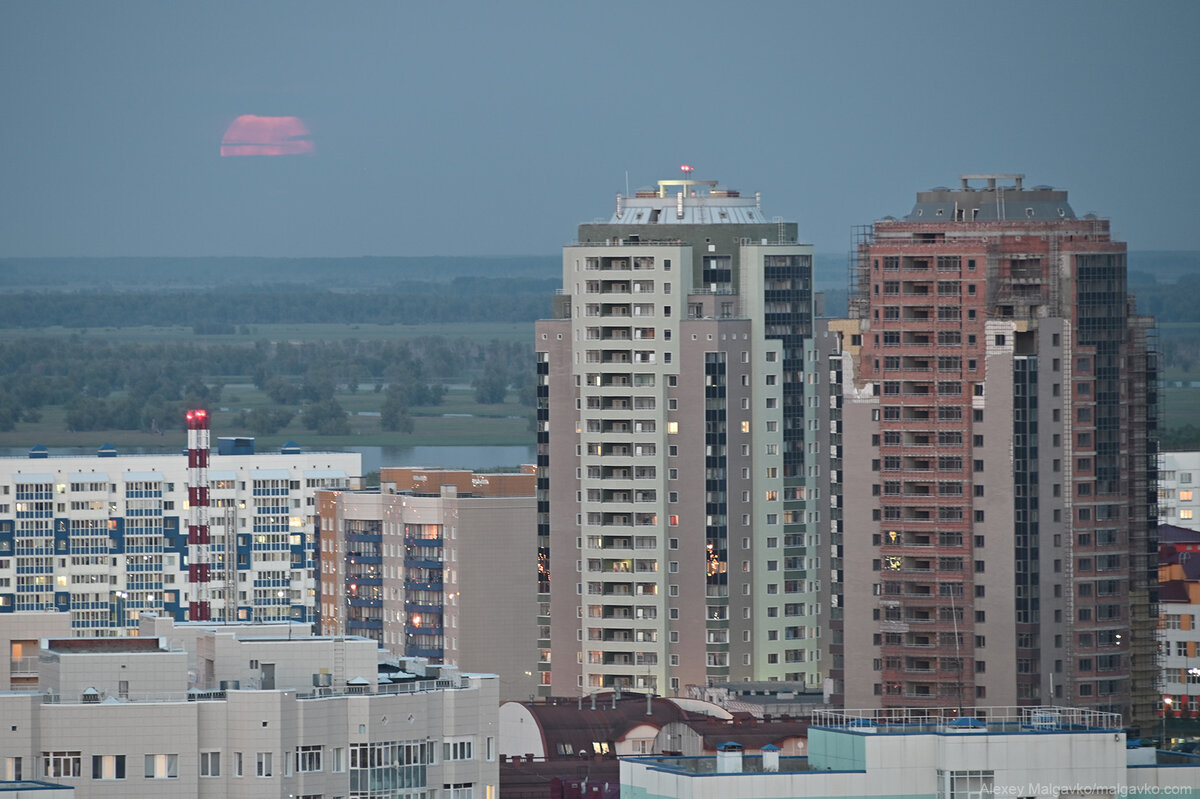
[317,467,538,700]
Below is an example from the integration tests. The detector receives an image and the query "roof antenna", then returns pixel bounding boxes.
[625,170,630,197]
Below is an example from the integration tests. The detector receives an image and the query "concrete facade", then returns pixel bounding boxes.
[0,616,499,799]
[621,706,1199,799]
[1161,453,1200,531]
[537,177,820,698]
[0,443,360,632]
[1160,524,1200,728]
[316,468,539,700]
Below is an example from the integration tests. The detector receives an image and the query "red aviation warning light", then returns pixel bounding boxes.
[680,164,693,174]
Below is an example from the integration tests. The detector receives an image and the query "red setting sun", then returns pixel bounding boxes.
[220,115,315,157]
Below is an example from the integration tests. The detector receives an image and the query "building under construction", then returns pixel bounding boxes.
[817,175,1158,731]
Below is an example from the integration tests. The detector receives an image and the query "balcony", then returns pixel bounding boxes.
[10,656,38,676]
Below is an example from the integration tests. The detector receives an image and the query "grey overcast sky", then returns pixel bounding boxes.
[1,1,1197,259]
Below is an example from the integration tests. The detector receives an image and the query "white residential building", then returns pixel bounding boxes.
[1160,452,1200,531]
[0,614,499,799]
[622,706,1200,799]
[0,441,360,632]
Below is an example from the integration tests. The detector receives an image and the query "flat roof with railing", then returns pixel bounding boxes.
[4,676,480,706]
[809,705,1124,734]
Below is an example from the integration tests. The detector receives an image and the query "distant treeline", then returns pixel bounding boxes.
[0,255,561,290]
[0,278,560,329]
[0,337,532,433]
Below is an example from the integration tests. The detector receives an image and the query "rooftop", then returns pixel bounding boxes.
[594,175,777,227]
[1160,524,1200,545]
[901,174,1079,223]
[633,755,812,775]
[46,638,165,654]
[809,705,1123,734]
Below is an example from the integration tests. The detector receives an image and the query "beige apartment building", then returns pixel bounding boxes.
[316,467,538,700]
[537,176,822,698]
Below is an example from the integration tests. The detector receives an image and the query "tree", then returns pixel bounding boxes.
[381,386,414,433]
[302,399,350,436]
[474,367,508,404]
[246,408,295,435]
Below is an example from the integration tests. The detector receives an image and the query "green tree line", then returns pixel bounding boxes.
[0,336,532,434]
[0,278,559,329]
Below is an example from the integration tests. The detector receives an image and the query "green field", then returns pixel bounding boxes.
[0,383,534,450]
[0,322,537,450]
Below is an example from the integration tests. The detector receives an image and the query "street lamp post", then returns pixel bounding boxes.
[1164,697,1173,747]
[1188,667,1200,720]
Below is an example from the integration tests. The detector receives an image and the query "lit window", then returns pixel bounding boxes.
[667,422,679,434]
[1181,490,1194,501]
[1183,510,1195,520]
[669,515,679,526]
[741,421,750,433]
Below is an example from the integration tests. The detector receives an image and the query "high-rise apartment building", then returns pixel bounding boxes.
[537,175,820,698]
[818,175,1157,729]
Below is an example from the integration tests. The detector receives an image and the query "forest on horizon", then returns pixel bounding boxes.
[0,251,1197,449]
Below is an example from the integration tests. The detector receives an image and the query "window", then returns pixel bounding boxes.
[92,755,126,780]
[199,752,220,777]
[442,737,474,761]
[256,752,273,777]
[296,746,322,773]
[43,752,81,779]
[144,754,179,780]
[234,752,243,777]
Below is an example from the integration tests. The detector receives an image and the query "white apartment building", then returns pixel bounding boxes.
[0,441,360,633]
[622,706,1200,799]
[1160,452,1200,531]
[0,613,499,799]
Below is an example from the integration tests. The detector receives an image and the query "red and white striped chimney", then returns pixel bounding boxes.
[186,409,211,621]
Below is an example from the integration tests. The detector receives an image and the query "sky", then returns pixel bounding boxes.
[2,1,1198,262]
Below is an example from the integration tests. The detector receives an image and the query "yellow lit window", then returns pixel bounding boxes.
[1182,509,1195,520]
[741,421,750,433]
[667,422,678,434]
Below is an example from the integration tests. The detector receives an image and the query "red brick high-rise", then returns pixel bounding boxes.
[818,175,1157,730]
